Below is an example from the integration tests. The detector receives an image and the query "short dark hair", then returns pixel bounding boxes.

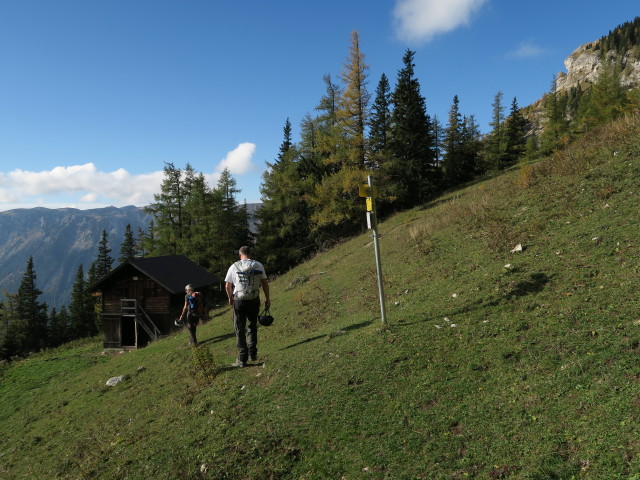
[239,246,251,256]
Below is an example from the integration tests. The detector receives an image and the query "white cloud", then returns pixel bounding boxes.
[216,142,257,175]
[508,41,545,59]
[0,163,165,209]
[393,0,488,44]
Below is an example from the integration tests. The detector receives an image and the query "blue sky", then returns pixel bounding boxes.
[0,0,637,211]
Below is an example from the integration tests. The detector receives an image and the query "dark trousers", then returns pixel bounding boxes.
[186,310,199,346]
[233,298,260,362]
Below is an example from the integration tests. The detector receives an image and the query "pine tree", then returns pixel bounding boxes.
[460,115,482,178]
[368,73,392,169]
[145,162,186,256]
[485,91,508,169]
[0,295,25,359]
[93,230,114,279]
[432,114,444,166]
[256,119,313,273]
[442,95,464,187]
[208,169,252,278]
[388,49,439,209]
[68,265,97,339]
[11,257,48,353]
[504,97,528,165]
[540,76,569,154]
[118,224,137,264]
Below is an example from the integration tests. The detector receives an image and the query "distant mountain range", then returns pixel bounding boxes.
[0,206,152,308]
[0,204,261,309]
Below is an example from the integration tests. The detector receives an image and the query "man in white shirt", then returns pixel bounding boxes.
[225,246,270,367]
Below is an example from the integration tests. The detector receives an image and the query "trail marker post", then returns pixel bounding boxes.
[359,175,387,325]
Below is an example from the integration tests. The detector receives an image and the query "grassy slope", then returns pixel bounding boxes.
[2,117,640,479]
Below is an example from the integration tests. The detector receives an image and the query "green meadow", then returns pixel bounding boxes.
[2,116,640,479]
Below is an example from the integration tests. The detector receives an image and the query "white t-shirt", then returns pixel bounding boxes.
[225,259,267,300]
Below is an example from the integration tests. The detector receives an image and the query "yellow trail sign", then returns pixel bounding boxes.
[359,184,379,198]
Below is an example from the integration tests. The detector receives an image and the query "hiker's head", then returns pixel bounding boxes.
[238,246,252,259]
[185,284,193,293]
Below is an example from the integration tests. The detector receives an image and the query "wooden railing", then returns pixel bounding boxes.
[120,299,161,342]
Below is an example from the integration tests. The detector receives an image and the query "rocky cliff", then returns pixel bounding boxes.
[556,42,640,92]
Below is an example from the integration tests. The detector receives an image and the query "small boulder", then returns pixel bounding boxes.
[106,375,130,387]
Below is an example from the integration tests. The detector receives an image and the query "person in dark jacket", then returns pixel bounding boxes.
[178,284,201,346]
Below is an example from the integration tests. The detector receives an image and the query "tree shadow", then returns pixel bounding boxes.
[504,273,550,299]
[396,273,551,327]
[280,319,373,351]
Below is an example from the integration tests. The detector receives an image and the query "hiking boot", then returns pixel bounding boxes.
[249,354,257,362]
[230,360,246,368]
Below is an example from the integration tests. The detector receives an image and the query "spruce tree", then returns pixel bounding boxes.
[388,49,439,209]
[256,119,313,273]
[93,230,114,279]
[460,115,482,178]
[442,95,464,187]
[540,76,568,154]
[368,73,392,169]
[145,162,185,256]
[485,91,507,169]
[504,97,528,165]
[12,257,48,353]
[68,265,97,339]
[118,224,137,264]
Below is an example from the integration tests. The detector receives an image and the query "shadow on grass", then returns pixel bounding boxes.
[198,332,236,346]
[396,273,551,327]
[280,320,373,351]
[216,362,264,374]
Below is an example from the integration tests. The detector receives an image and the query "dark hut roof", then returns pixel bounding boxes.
[89,255,218,295]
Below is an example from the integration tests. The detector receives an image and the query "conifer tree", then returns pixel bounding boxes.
[460,115,483,177]
[145,162,185,256]
[504,97,528,165]
[578,58,628,130]
[432,114,444,166]
[0,295,25,359]
[207,169,252,277]
[93,230,114,279]
[485,91,508,169]
[256,119,313,273]
[118,224,137,264]
[388,49,439,208]
[10,257,48,353]
[48,306,68,348]
[368,73,392,169]
[442,95,465,187]
[338,30,370,169]
[310,33,372,238]
[68,265,96,339]
[540,76,569,154]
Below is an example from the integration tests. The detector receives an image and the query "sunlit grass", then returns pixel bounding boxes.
[2,116,640,478]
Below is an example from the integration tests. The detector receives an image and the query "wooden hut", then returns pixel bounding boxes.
[89,255,218,349]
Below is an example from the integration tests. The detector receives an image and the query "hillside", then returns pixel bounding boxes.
[1,115,639,478]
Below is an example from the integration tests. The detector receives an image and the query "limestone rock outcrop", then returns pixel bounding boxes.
[556,42,640,92]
